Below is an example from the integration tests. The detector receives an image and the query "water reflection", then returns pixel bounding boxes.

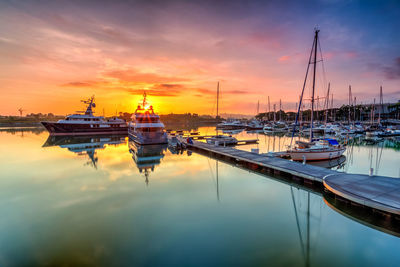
[0,129,400,266]
[129,141,168,185]
[43,134,126,168]
[324,193,400,238]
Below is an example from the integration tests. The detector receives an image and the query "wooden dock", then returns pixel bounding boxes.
[180,138,400,217]
[324,174,400,215]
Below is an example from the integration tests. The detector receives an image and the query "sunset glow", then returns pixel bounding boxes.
[0,0,399,116]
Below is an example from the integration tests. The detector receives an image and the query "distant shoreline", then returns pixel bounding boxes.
[0,122,44,128]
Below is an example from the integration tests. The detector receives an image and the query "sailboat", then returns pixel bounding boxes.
[287,29,346,161]
[206,82,238,146]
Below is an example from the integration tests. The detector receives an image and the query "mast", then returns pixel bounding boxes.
[353,96,356,125]
[331,93,334,121]
[273,104,276,122]
[378,86,383,125]
[216,82,220,136]
[83,95,95,116]
[216,82,219,119]
[268,96,271,121]
[289,29,317,148]
[309,29,319,142]
[371,98,376,125]
[324,83,330,126]
[257,100,260,118]
[279,99,282,121]
[348,86,352,125]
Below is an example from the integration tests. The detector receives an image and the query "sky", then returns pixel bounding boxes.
[0,0,399,116]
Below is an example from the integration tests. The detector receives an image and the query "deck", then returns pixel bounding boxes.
[180,138,400,216]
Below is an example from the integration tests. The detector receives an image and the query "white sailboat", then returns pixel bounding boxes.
[206,82,238,146]
[287,29,346,161]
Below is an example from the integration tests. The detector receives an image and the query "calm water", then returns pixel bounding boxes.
[1,128,400,266]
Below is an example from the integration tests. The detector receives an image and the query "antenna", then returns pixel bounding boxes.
[18,108,25,117]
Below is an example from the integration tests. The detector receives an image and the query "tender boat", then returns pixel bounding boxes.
[128,93,168,145]
[206,135,238,146]
[41,96,128,136]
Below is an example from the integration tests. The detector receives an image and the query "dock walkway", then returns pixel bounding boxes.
[180,138,400,216]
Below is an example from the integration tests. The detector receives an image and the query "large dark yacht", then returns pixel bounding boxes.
[41,96,128,135]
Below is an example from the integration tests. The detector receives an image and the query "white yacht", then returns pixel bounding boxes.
[41,96,128,135]
[128,93,168,145]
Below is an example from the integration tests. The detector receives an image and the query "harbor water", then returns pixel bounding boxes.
[0,128,400,266]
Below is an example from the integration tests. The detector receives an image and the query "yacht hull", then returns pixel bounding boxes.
[287,147,346,161]
[41,122,128,136]
[128,130,168,145]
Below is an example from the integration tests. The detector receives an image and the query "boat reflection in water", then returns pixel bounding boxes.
[129,141,167,185]
[306,155,346,169]
[42,134,126,168]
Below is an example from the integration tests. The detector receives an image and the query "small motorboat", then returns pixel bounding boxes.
[206,135,238,146]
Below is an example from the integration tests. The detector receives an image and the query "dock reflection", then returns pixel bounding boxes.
[42,134,126,168]
[324,193,400,238]
[129,141,168,185]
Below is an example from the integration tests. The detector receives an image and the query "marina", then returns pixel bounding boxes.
[1,0,400,265]
[1,127,400,266]
[179,137,400,217]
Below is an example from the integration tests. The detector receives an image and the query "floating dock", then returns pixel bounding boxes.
[180,138,400,217]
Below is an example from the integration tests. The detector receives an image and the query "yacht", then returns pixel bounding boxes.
[287,29,345,161]
[246,120,264,130]
[41,96,128,135]
[217,120,247,130]
[128,93,168,145]
[129,141,167,185]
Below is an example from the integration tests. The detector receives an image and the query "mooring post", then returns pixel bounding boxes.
[302,155,306,165]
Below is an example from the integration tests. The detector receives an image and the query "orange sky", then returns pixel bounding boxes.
[0,1,399,116]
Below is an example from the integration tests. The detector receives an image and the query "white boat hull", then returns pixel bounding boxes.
[129,130,168,145]
[287,147,346,161]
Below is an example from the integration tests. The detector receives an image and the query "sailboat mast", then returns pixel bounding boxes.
[348,85,352,125]
[216,82,219,136]
[216,82,219,119]
[310,29,319,142]
[325,83,330,126]
[353,96,356,124]
[268,96,271,121]
[379,87,382,124]
[257,100,260,117]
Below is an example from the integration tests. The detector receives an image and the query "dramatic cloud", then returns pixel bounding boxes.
[104,69,188,84]
[0,0,399,115]
[62,81,94,87]
[383,57,400,80]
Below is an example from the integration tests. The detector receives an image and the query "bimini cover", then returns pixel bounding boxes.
[325,139,339,145]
